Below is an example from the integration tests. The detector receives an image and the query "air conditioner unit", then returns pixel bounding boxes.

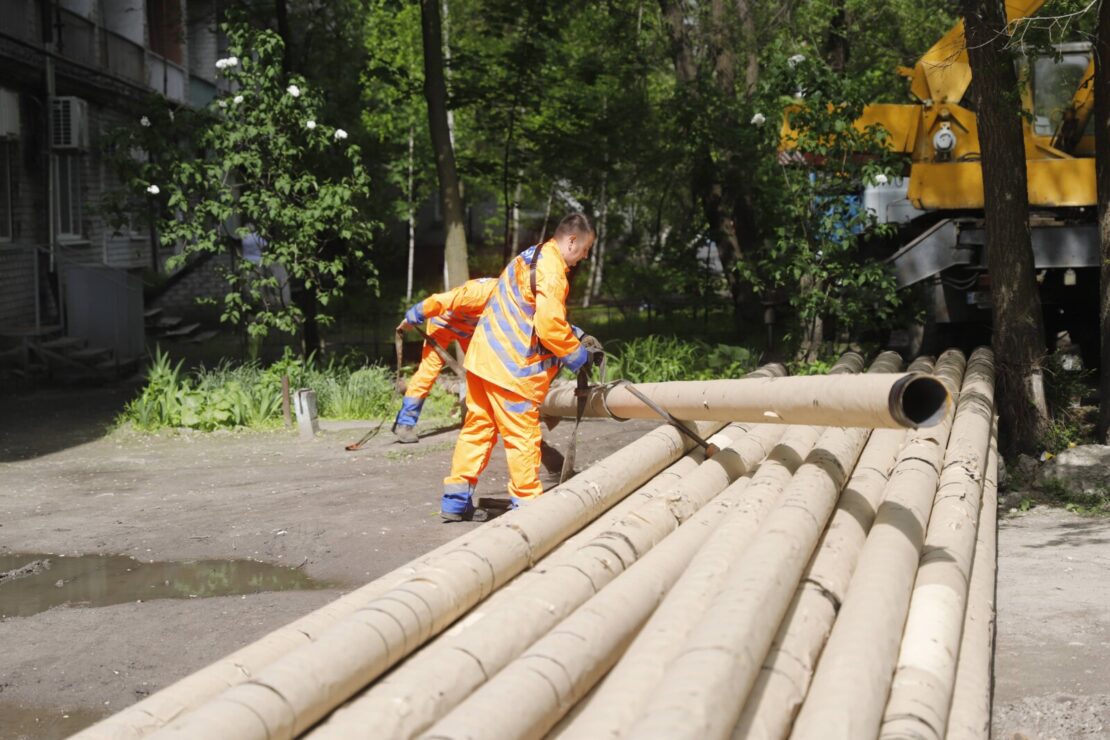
[51,96,89,150]
[0,89,19,139]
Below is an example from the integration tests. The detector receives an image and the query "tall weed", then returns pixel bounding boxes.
[119,347,413,431]
[604,336,757,383]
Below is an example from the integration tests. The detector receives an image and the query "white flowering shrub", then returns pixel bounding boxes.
[155,24,377,340]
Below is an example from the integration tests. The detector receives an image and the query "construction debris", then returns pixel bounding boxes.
[76,350,997,740]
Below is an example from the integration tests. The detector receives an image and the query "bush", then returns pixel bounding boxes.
[118,347,449,431]
[1040,352,1096,454]
[603,336,758,383]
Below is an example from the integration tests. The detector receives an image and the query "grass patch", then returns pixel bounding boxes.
[603,336,759,383]
[1040,352,1097,454]
[1030,479,1110,516]
[119,347,458,432]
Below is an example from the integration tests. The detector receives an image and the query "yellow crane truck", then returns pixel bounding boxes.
[800,0,1100,362]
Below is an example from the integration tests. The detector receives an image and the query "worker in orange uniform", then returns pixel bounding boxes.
[394,277,499,443]
[441,213,603,521]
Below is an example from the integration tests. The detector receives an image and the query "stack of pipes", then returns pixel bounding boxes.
[76,348,997,740]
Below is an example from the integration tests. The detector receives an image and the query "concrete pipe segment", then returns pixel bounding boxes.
[541,370,950,430]
[83,352,999,740]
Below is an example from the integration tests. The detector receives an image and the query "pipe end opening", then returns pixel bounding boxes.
[892,374,949,428]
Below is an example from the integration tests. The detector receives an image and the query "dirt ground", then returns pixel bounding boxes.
[0,385,655,738]
[1,386,1108,739]
[992,508,1110,739]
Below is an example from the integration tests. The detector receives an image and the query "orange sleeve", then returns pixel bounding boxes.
[533,251,583,362]
[417,286,459,320]
[444,278,497,317]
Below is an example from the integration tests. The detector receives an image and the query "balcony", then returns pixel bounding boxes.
[99,29,145,84]
[147,54,187,103]
[58,9,97,67]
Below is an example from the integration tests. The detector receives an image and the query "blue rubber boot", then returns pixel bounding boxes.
[394,397,424,444]
[441,482,475,522]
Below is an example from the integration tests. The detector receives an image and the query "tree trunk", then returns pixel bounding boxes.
[1097,0,1110,441]
[736,0,759,95]
[823,0,849,73]
[658,0,758,335]
[501,104,518,268]
[406,124,416,301]
[275,0,291,73]
[964,0,1048,453]
[274,0,320,355]
[420,0,469,289]
[585,172,608,307]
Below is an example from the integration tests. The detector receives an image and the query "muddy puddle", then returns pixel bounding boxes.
[0,703,108,740]
[0,553,333,619]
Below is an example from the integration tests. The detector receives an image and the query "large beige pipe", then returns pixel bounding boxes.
[425,417,832,740]
[420,479,763,739]
[789,349,968,740]
[82,366,785,740]
[146,419,732,740]
[423,479,758,740]
[624,359,914,740]
[880,348,996,740]
[731,353,910,740]
[306,422,784,739]
[304,370,785,740]
[542,372,949,429]
[945,419,998,740]
[559,425,823,737]
[554,357,868,739]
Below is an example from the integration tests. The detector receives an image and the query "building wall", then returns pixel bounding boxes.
[151,251,232,318]
[0,0,224,333]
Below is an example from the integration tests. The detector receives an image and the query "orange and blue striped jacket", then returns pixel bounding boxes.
[405,278,498,342]
[464,239,588,403]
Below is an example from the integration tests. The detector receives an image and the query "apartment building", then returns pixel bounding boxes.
[0,0,222,373]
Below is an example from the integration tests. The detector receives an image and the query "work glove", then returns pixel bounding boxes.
[397,303,425,333]
[580,334,605,367]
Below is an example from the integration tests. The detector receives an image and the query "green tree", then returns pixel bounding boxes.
[757,57,903,360]
[158,24,378,349]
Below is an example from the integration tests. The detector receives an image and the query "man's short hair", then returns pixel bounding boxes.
[554,212,595,238]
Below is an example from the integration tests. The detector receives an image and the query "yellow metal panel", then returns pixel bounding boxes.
[1028,158,1095,206]
[857,105,920,153]
[910,0,1046,105]
[908,158,1093,210]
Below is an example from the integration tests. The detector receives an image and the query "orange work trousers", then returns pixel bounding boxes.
[406,330,469,400]
[443,372,543,510]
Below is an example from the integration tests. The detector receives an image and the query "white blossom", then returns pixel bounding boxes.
[306,120,317,130]
[225,56,239,68]
[874,173,889,185]
[233,95,244,104]
[333,128,348,141]
[750,112,766,126]
[217,99,227,108]
[139,115,151,127]
[287,84,301,98]
[168,109,174,121]
[215,58,228,70]
[787,53,806,69]
[146,184,160,195]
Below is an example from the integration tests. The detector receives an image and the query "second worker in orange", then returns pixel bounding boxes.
[441,213,602,520]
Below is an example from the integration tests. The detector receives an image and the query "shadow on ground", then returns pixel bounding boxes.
[0,384,139,463]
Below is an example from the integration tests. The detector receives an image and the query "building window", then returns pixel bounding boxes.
[56,153,83,240]
[0,142,13,242]
[147,0,184,64]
